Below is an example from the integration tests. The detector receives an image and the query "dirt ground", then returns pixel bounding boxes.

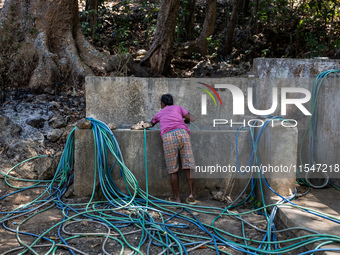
[0,180,306,255]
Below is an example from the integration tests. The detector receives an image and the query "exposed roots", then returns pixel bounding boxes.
[27,31,104,91]
[63,31,94,82]
[28,32,58,91]
[0,0,149,93]
[174,40,200,58]
[75,26,113,74]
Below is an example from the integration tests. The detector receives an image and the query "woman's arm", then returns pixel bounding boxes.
[149,120,156,127]
[183,113,195,123]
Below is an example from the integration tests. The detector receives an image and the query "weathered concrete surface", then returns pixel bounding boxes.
[85,76,256,130]
[276,187,340,255]
[257,121,298,204]
[252,58,340,186]
[74,129,97,197]
[313,77,340,185]
[253,58,340,78]
[74,129,251,198]
[84,73,340,189]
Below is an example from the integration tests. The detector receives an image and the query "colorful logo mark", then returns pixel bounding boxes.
[197,82,223,115]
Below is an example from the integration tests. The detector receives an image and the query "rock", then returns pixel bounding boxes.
[217,62,233,69]
[49,115,67,129]
[192,59,248,78]
[0,180,6,192]
[81,219,88,226]
[64,184,74,198]
[34,156,58,180]
[7,150,59,180]
[26,117,46,129]
[7,140,39,163]
[211,191,232,203]
[192,60,214,77]
[44,87,55,95]
[72,100,79,107]
[60,124,76,143]
[29,132,45,144]
[76,119,92,129]
[71,89,79,97]
[107,122,117,131]
[212,191,224,201]
[47,129,63,142]
[136,49,147,56]
[128,63,149,77]
[50,101,61,108]
[130,121,152,130]
[26,94,34,102]
[0,115,22,143]
[36,94,48,102]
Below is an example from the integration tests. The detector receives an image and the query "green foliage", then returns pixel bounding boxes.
[305,32,326,57]
[261,49,269,57]
[141,0,158,46]
[206,34,224,60]
[191,52,202,60]
[295,0,339,57]
[80,0,159,54]
[248,196,263,212]
[79,0,339,64]
[175,0,191,42]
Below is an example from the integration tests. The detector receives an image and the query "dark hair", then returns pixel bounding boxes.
[161,94,173,106]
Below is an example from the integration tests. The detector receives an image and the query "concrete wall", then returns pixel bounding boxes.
[74,129,251,198]
[85,76,255,130]
[257,121,298,204]
[253,58,340,185]
[85,74,339,174]
[77,58,340,198]
[253,58,340,78]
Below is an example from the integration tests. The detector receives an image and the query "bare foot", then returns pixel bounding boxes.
[186,196,196,205]
[167,197,181,203]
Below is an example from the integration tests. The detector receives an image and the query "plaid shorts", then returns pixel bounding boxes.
[162,129,195,174]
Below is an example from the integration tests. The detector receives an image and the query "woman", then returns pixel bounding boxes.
[150,94,196,204]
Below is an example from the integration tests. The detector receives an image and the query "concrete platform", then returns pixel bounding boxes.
[276,186,340,254]
[74,128,253,198]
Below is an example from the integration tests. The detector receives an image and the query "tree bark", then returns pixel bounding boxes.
[197,0,217,56]
[0,0,147,94]
[220,0,242,57]
[174,0,216,58]
[184,0,196,41]
[243,0,250,19]
[85,0,99,40]
[140,0,180,76]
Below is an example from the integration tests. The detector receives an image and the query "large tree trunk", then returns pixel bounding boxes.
[174,0,216,58]
[184,0,196,41]
[0,0,146,95]
[243,0,250,19]
[197,0,217,56]
[140,0,180,76]
[220,0,242,57]
[85,0,99,40]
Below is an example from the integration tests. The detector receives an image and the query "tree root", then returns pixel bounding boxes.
[0,0,149,92]
[173,40,200,58]
[28,32,58,91]
[75,26,113,74]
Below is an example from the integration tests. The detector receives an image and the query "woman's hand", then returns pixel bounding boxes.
[184,113,195,123]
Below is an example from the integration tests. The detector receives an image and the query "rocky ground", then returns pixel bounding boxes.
[0,88,86,181]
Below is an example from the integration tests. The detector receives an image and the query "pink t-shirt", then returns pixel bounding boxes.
[151,105,190,137]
